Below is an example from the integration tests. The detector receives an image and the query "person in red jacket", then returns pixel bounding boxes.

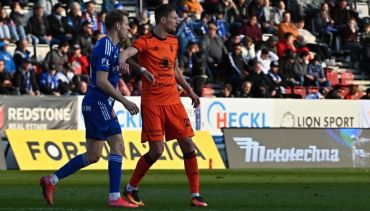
[241,15,262,43]
[68,44,89,77]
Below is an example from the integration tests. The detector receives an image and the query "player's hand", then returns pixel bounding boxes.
[120,62,130,75]
[123,100,139,115]
[189,91,200,108]
[142,69,155,85]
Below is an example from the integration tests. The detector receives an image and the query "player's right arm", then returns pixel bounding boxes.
[119,36,155,84]
[119,47,139,71]
[96,71,139,115]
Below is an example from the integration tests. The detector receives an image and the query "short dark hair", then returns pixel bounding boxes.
[105,9,129,31]
[58,40,69,48]
[154,4,176,24]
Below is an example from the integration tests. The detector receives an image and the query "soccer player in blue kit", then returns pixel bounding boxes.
[40,10,139,208]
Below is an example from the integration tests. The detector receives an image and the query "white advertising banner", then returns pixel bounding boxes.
[274,99,360,128]
[77,96,196,131]
[360,101,370,128]
[200,98,274,136]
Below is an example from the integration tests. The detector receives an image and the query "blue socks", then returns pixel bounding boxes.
[54,153,90,180]
[52,153,123,197]
[108,154,123,193]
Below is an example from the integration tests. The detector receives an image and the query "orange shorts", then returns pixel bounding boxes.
[141,103,194,142]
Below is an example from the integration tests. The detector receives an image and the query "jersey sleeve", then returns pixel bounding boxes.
[132,36,147,53]
[94,39,113,72]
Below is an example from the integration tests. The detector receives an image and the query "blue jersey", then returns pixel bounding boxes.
[82,36,122,140]
[84,36,120,106]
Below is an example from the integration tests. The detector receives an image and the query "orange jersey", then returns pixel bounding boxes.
[133,32,181,105]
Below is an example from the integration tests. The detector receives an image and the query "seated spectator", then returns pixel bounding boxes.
[48,3,67,45]
[186,0,203,19]
[27,3,51,44]
[237,80,253,98]
[0,40,16,75]
[225,43,249,92]
[138,9,151,26]
[279,49,299,87]
[306,56,330,88]
[305,88,327,99]
[266,60,284,98]
[14,58,40,95]
[10,1,27,42]
[277,11,299,39]
[221,0,240,23]
[75,22,94,58]
[235,0,249,22]
[273,0,285,27]
[218,83,235,97]
[277,32,298,58]
[65,2,84,41]
[241,36,256,64]
[96,11,106,35]
[241,15,262,43]
[213,8,229,40]
[80,80,88,95]
[256,48,279,74]
[314,2,336,48]
[326,85,343,99]
[360,23,370,47]
[259,35,278,55]
[360,88,370,100]
[258,0,276,33]
[331,0,352,28]
[248,61,272,98]
[68,44,89,77]
[0,59,17,94]
[200,23,228,83]
[225,34,241,52]
[0,8,15,41]
[13,38,31,72]
[292,50,309,86]
[176,8,199,55]
[342,18,361,69]
[344,85,361,100]
[180,42,207,97]
[296,18,316,45]
[82,1,98,32]
[39,64,60,96]
[42,41,69,73]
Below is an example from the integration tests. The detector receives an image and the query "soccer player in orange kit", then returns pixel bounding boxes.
[119,4,207,207]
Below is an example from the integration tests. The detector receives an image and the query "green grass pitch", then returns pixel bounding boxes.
[1,169,370,210]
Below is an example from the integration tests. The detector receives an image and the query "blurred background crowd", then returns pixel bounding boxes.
[0,0,369,100]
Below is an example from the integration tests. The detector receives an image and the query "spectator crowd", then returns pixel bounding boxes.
[0,0,369,100]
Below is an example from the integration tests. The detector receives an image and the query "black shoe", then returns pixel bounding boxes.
[124,185,144,206]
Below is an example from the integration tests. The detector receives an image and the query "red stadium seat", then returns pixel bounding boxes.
[326,69,339,86]
[308,87,319,94]
[201,85,214,97]
[340,71,354,86]
[293,86,307,98]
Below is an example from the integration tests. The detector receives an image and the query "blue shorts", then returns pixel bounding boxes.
[82,100,121,140]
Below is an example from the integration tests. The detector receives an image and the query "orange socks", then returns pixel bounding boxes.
[183,151,199,194]
[129,153,154,187]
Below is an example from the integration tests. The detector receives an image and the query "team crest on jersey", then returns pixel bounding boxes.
[160,57,171,71]
[170,45,173,52]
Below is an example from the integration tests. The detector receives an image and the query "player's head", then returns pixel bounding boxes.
[154,4,178,33]
[105,9,130,40]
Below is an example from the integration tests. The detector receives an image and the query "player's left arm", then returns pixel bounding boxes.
[174,59,200,108]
